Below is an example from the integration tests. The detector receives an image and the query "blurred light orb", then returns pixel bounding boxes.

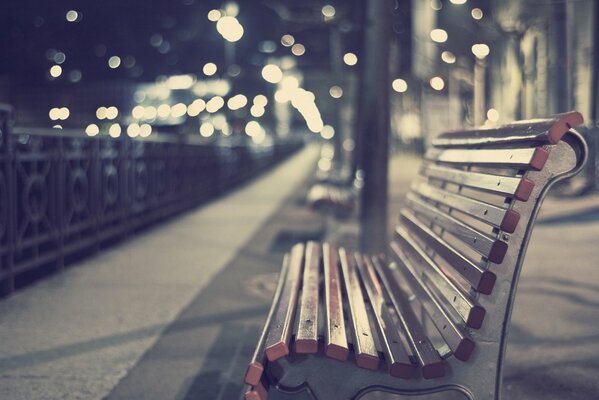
[109,124,121,138]
[259,40,277,54]
[450,0,467,4]
[216,16,244,42]
[321,125,335,140]
[321,5,336,18]
[224,2,239,17]
[58,107,70,120]
[203,62,218,76]
[66,10,79,22]
[96,107,107,120]
[157,104,171,119]
[261,64,283,84]
[253,94,268,107]
[274,90,288,103]
[430,76,445,91]
[441,51,456,64]
[487,108,500,122]
[430,0,442,11]
[54,52,66,64]
[132,105,145,119]
[245,121,262,137]
[343,52,358,66]
[200,122,215,137]
[281,34,295,47]
[106,106,118,120]
[206,96,225,113]
[227,94,248,110]
[171,103,188,118]
[392,78,408,93]
[430,29,448,43]
[281,76,299,90]
[207,9,222,22]
[127,123,140,138]
[187,99,206,117]
[50,65,62,78]
[108,56,121,69]
[291,43,305,56]
[49,108,61,121]
[68,70,82,83]
[329,86,343,99]
[250,105,265,117]
[343,138,355,152]
[143,106,157,120]
[139,124,152,137]
[471,8,483,20]
[85,124,99,136]
[471,43,490,59]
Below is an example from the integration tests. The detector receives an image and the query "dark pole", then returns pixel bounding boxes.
[358,0,392,253]
[588,1,599,190]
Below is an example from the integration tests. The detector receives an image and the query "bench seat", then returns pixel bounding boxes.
[244,112,588,400]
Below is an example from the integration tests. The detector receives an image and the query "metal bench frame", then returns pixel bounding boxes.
[244,113,588,400]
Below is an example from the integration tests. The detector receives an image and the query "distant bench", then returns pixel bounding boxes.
[306,170,362,217]
[243,112,587,400]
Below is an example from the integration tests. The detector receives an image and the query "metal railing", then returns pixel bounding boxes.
[0,106,302,296]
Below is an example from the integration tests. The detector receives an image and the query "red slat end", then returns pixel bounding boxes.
[466,305,486,329]
[500,210,520,233]
[265,342,289,362]
[422,361,446,379]
[488,240,508,264]
[477,270,496,295]
[390,362,416,379]
[244,362,264,386]
[548,111,584,144]
[515,178,535,201]
[454,338,476,362]
[530,147,550,170]
[356,353,380,371]
[245,381,269,400]
[295,339,318,354]
[325,343,349,361]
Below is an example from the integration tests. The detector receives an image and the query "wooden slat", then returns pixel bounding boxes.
[244,253,291,385]
[371,255,445,378]
[323,243,349,361]
[432,111,583,147]
[265,243,305,362]
[406,193,508,264]
[295,241,321,353]
[355,254,416,378]
[411,180,520,233]
[389,242,476,362]
[423,164,535,202]
[426,146,549,171]
[394,226,486,328]
[338,247,380,370]
[400,210,496,295]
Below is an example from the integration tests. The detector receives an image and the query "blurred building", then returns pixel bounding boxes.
[396,0,597,139]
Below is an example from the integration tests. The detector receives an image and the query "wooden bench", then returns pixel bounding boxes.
[243,112,588,400]
[306,171,363,217]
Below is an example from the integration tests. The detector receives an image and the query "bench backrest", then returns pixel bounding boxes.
[387,111,587,382]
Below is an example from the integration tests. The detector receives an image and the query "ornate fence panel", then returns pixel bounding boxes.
[0,106,302,296]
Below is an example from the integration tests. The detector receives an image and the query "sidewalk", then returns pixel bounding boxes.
[0,144,321,400]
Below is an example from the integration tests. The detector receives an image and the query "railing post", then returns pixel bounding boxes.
[0,104,15,296]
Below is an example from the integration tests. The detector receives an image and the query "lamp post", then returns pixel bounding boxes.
[471,44,489,126]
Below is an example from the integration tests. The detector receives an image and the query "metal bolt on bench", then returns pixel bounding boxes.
[243,112,588,400]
